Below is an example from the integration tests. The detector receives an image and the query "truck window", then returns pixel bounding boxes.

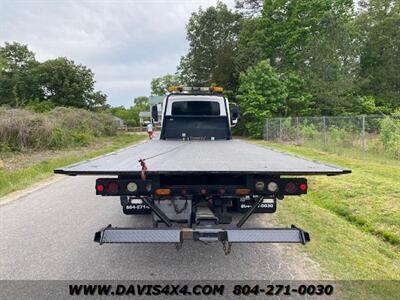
[171,101,220,116]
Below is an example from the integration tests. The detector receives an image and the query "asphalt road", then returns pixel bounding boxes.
[0,175,325,280]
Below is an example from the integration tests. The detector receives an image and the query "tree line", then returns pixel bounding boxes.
[152,0,400,136]
[0,42,107,110]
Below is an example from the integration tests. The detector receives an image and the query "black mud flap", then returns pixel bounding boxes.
[94,224,310,245]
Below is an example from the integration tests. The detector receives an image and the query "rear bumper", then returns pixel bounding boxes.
[94,225,310,245]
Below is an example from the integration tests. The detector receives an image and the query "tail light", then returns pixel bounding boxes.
[299,183,307,192]
[107,182,119,193]
[95,178,152,195]
[96,184,104,192]
[285,182,297,193]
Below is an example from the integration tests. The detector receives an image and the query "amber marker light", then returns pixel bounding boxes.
[155,188,171,196]
[235,188,251,196]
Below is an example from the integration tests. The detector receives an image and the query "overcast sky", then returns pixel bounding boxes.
[0,0,234,107]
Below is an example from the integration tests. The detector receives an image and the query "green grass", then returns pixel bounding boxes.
[0,134,146,199]
[302,139,400,165]
[254,140,400,282]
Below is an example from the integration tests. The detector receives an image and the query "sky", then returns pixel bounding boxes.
[0,0,234,107]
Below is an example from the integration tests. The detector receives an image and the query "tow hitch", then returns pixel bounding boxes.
[94,225,310,255]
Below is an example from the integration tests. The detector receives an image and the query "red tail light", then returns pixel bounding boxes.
[285,182,297,193]
[107,182,119,193]
[96,184,104,192]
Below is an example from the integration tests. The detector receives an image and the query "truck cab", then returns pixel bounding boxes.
[152,86,238,140]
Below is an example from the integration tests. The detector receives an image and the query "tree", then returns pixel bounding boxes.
[87,91,107,109]
[236,0,354,73]
[262,0,353,71]
[236,60,287,137]
[236,0,362,115]
[0,42,108,109]
[235,16,266,76]
[36,57,105,109]
[150,74,180,96]
[300,9,359,115]
[235,0,263,17]
[0,42,36,72]
[237,60,314,137]
[134,96,149,106]
[358,0,400,110]
[177,2,241,88]
[0,42,39,106]
[283,72,314,117]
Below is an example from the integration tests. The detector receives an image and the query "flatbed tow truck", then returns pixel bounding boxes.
[55,86,350,254]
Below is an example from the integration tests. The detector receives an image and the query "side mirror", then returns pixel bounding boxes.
[151,105,158,122]
[230,105,239,126]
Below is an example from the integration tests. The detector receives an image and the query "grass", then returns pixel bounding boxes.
[0,133,146,199]
[302,139,400,165]
[254,140,400,281]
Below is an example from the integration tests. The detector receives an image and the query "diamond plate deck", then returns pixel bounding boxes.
[95,228,181,244]
[94,227,310,244]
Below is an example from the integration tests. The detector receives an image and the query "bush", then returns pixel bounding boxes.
[70,131,92,146]
[48,127,68,149]
[379,116,400,159]
[24,99,56,113]
[0,107,117,152]
[300,123,318,140]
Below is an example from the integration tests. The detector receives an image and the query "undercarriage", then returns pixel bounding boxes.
[94,193,310,255]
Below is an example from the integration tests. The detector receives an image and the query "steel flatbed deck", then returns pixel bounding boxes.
[54,139,350,176]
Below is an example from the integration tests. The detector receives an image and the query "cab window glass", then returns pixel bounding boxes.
[171,101,220,116]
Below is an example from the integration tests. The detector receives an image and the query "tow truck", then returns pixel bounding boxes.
[55,86,350,254]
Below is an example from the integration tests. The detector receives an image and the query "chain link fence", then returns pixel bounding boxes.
[263,115,400,160]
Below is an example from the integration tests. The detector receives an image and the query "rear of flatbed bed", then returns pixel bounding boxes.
[54,139,350,253]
